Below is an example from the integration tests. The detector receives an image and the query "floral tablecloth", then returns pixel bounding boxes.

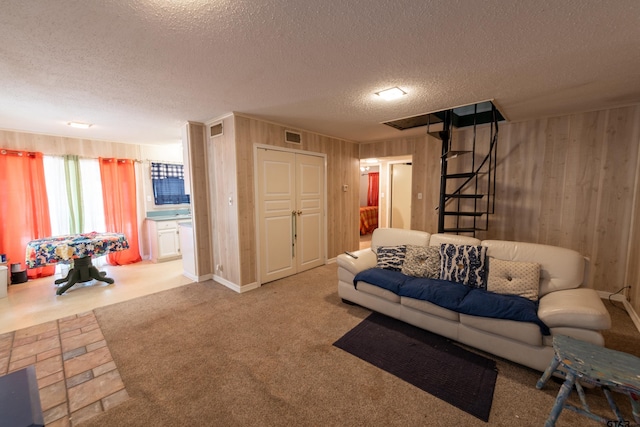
[26,232,129,268]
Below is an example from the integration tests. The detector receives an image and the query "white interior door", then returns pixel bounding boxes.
[257,148,325,284]
[257,149,297,283]
[296,154,324,272]
[390,163,412,229]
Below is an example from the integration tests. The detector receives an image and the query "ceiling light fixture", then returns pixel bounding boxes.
[375,87,406,101]
[67,121,92,129]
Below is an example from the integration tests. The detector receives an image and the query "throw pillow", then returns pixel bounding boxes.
[487,258,541,301]
[401,245,441,278]
[439,243,487,288]
[376,245,406,271]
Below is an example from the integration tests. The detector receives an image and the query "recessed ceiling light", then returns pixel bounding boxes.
[67,121,92,129]
[375,87,406,100]
[365,158,379,164]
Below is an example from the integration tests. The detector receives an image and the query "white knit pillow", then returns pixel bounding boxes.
[487,258,540,301]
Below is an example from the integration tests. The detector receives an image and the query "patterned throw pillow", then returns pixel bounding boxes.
[487,258,541,301]
[439,244,487,288]
[376,245,406,271]
[401,245,441,278]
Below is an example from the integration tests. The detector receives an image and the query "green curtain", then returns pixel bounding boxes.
[64,155,84,233]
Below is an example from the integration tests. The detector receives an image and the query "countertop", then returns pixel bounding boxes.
[145,214,192,221]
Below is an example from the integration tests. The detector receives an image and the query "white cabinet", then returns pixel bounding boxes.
[148,219,182,262]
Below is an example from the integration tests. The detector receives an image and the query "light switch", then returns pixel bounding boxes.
[342,184,348,192]
[418,193,423,199]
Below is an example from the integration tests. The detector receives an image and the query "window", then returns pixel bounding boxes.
[150,162,190,205]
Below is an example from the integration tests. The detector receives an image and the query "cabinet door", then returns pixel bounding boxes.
[157,228,180,259]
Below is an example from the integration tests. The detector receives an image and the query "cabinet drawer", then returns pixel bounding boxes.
[155,220,178,230]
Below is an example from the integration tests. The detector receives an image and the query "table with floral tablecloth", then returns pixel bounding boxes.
[25,232,129,294]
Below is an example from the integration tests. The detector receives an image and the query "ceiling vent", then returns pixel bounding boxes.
[210,122,223,138]
[285,130,302,144]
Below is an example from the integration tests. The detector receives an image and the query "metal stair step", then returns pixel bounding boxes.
[445,193,485,199]
[444,172,476,179]
[443,150,472,160]
[442,227,480,233]
[443,211,486,217]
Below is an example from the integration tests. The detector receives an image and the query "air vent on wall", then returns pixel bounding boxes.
[285,130,302,144]
[210,122,223,138]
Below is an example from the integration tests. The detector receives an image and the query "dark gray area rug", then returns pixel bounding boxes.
[333,312,498,422]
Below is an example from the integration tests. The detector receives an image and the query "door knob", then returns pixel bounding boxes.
[296,210,302,215]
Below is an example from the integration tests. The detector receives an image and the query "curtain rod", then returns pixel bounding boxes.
[53,154,142,163]
[0,149,38,156]
[147,159,183,165]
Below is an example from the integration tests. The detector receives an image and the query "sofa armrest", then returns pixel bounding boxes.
[336,249,377,277]
[538,288,611,331]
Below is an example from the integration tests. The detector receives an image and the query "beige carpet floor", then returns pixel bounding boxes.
[81,263,639,427]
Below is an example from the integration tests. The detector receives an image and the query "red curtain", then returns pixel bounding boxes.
[367,172,379,206]
[99,158,142,265]
[0,150,55,278]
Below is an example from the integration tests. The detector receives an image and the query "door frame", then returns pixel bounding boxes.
[253,143,328,286]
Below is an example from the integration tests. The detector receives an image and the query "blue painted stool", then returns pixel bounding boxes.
[536,335,640,426]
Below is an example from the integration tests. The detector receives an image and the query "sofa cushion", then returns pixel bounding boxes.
[401,296,460,321]
[439,244,487,288]
[487,258,540,301]
[481,240,585,296]
[401,245,440,278]
[371,228,430,253]
[376,245,406,271]
[459,314,542,346]
[355,282,401,303]
[457,288,550,335]
[353,268,408,294]
[399,277,472,312]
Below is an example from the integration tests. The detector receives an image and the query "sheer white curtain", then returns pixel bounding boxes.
[79,158,106,233]
[43,156,70,236]
[42,156,109,269]
[79,158,108,267]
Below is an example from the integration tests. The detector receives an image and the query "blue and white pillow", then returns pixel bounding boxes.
[376,245,407,271]
[439,244,487,288]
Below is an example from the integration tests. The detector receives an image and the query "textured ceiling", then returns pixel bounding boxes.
[1,0,639,145]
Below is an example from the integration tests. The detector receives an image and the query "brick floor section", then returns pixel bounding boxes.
[0,311,129,426]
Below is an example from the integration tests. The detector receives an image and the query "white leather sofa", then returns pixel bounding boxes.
[337,228,611,372]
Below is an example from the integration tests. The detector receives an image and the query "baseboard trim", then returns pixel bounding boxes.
[213,275,259,294]
[181,272,213,283]
[597,291,640,333]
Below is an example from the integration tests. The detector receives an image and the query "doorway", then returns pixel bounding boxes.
[256,147,326,284]
[359,156,412,241]
[390,163,412,229]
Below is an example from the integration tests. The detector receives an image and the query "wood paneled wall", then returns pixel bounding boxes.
[0,130,140,158]
[477,107,640,303]
[232,115,360,286]
[183,122,213,278]
[206,115,242,285]
[360,105,640,314]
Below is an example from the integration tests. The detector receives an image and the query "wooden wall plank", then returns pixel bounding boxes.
[186,123,213,277]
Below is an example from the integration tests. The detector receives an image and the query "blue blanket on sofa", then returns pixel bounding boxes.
[354,268,549,335]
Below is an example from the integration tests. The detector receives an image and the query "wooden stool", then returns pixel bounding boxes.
[536,335,640,426]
